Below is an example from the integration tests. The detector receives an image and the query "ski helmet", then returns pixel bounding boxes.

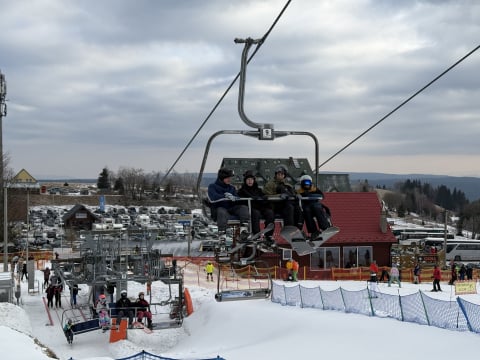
[121,289,127,296]
[99,294,106,300]
[300,174,313,189]
[274,165,287,175]
[139,292,144,297]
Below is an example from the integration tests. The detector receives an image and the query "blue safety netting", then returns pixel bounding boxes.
[272,281,480,334]
[69,351,224,360]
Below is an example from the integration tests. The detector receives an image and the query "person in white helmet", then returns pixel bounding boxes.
[116,289,134,328]
[297,174,332,240]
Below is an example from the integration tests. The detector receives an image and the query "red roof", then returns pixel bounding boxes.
[322,192,396,245]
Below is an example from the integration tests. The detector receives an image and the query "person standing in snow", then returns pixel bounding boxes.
[413,262,421,284]
[46,283,55,308]
[42,267,51,287]
[369,260,380,294]
[432,265,442,292]
[291,258,299,282]
[205,261,214,281]
[70,283,80,307]
[21,262,28,281]
[54,279,63,308]
[388,263,401,287]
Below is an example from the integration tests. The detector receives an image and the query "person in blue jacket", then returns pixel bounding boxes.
[207,167,249,234]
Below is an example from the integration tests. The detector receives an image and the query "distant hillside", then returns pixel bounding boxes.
[344,172,480,202]
[46,172,480,202]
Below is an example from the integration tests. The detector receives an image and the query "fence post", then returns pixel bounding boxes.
[419,291,431,326]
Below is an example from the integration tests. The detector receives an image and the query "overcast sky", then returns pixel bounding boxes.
[1,0,479,179]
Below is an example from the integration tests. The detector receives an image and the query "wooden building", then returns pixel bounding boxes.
[62,204,100,230]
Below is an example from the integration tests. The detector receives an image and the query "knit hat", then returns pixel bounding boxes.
[243,170,255,180]
[218,167,234,180]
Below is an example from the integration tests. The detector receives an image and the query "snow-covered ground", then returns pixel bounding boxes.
[1,263,479,360]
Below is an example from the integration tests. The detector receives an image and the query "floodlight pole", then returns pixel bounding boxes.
[1,71,7,270]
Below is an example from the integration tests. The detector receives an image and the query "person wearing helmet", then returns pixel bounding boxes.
[63,319,74,344]
[297,174,332,240]
[115,289,134,328]
[135,292,153,329]
[264,165,302,228]
[96,293,111,331]
[207,167,249,233]
[237,170,275,238]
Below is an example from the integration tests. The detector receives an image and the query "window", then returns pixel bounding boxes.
[282,249,292,261]
[315,247,340,269]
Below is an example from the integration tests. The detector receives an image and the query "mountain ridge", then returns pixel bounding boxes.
[341,172,480,201]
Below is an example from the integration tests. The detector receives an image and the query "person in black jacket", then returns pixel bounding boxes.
[207,167,249,233]
[238,170,275,238]
[116,289,134,328]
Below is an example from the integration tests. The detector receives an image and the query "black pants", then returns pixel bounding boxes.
[64,329,73,343]
[433,279,441,291]
[250,207,275,235]
[117,310,134,325]
[302,201,330,233]
[273,200,303,228]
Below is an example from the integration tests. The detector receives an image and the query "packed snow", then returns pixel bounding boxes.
[1,263,479,360]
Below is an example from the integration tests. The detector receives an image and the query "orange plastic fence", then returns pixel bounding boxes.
[184,288,194,316]
[109,319,127,343]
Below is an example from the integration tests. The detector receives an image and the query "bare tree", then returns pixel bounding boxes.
[117,167,145,200]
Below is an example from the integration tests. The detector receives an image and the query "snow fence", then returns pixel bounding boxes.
[271,282,480,334]
[91,350,225,360]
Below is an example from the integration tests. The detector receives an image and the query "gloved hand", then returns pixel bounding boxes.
[280,193,289,200]
[224,192,236,201]
[296,193,303,200]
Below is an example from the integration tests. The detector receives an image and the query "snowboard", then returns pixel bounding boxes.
[246,222,275,242]
[280,226,340,256]
[228,222,275,255]
[309,226,340,247]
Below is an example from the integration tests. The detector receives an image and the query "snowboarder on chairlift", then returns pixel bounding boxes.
[296,174,333,240]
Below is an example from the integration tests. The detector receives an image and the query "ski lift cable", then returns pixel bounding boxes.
[161,0,292,185]
[318,44,480,170]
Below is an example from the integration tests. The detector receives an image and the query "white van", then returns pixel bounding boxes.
[174,224,186,237]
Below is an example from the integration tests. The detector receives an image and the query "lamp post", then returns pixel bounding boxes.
[1,71,7,270]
